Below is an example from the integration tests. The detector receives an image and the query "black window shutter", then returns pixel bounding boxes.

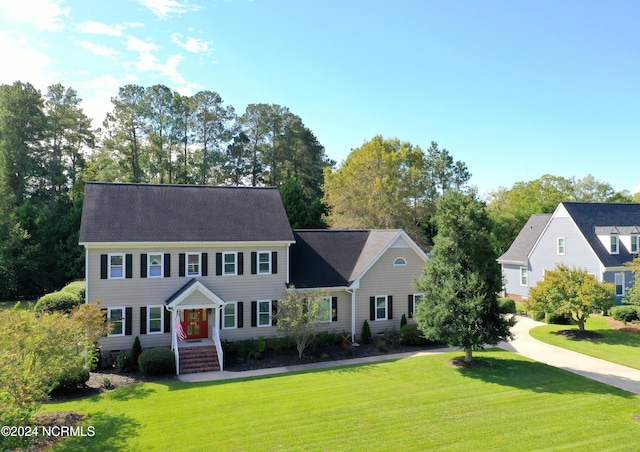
[272,252,278,274]
[202,253,208,276]
[140,306,147,334]
[238,252,244,275]
[272,300,278,326]
[216,253,222,276]
[100,254,108,279]
[125,254,133,279]
[388,295,393,320]
[251,301,257,327]
[237,302,244,328]
[251,252,257,274]
[164,254,171,277]
[331,297,338,322]
[140,254,147,278]
[125,307,133,335]
[370,297,375,321]
[408,294,413,318]
[219,307,223,326]
[101,308,108,336]
[179,254,185,277]
[163,308,171,333]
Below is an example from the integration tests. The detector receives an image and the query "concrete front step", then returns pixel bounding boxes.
[179,345,220,374]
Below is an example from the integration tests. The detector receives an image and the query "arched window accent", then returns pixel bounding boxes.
[393,257,407,266]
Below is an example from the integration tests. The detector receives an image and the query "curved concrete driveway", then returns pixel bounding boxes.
[499,316,640,395]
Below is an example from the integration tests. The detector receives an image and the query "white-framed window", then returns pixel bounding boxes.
[520,267,528,286]
[610,236,619,254]
[393,257,407,266]
[258,300,272,327]
[632,236,639,254]
[186,253,201,276]
[223,252,237,275]
[108,307,125,336]
[557,238,565,255]
[148,253,164,278]
[412,293,423,315]
[375,295,388,321]
[312,296,332,323]
[257,251,271,274]
[109,253,125,279]
[223,302,237,329]
[615,273,624,296]
[147,305,163,334]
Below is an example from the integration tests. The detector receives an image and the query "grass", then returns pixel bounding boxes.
[529,315,640,371]
[0,300,34,311]
[41,350,640,451]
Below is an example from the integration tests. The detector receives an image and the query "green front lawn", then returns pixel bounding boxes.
[42,350,639,451]
[529,315,640,371]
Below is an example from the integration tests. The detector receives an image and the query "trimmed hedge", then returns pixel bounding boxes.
[35,291,82,313]
[610,305,640,323]
[544,312,572,325]
[139,347,176,376]
[60,280,86,301]
[361,320,372,344]
[498,297,516,314]
[399,323,430,346]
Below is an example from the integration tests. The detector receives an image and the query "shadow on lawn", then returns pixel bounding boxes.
[568,329,640,348]
[457,350,635,398]
[51,411,140,452]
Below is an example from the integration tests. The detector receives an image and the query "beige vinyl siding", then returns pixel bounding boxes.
[88,244,290,351]
[355,247,425,335]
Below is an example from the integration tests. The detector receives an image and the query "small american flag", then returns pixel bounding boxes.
[176,312,187,341]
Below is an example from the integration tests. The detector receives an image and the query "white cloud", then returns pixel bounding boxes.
[74,75,121,127]
[125,35,159,53]
[171,33,211,53]
[175,82,204,96]
[0,32,54,88]
[0,0,70,31]
[75,21,144,37]
[136,0,200,19]
[76,41,119,58]
[633,184,640,195]
[157,54,185,84]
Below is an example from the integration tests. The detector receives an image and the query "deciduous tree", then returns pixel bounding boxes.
[527,264,614,331]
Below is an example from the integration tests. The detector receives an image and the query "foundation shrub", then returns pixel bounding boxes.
[138,347,175,376]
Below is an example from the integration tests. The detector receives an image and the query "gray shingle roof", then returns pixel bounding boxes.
[497,214,552,265]
[80,182,295,243]
[562,202,640,267]
[289,229,407,288]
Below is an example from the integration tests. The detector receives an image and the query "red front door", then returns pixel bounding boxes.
[182,309,208,339]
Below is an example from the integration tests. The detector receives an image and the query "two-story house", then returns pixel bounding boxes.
[80,182,427,374]
[498,202,640,302]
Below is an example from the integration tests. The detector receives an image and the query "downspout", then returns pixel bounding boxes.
[84,247,89,303]
[346,288,357,342]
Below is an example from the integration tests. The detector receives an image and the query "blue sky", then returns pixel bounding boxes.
[1,0,639,197]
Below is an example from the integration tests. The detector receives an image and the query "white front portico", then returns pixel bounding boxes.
[165,278,226,374]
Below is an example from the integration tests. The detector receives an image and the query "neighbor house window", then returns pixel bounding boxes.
[375,295,388,321]
[186,253,200,276]
[108,308,124,336]
[109,254,125,279]
[393,257,407,266]
[258,300,272,327]
[223,302,237,329]
[615,273,624,296]
[557,238,565,255]
[147,306,163,334]
[610,236,619,254]
[520,267,528,286]
[148,254,163,278]
[632,236,639,254]
[257,251,271,274]
[312,297,332,323]
[223,252,237,275]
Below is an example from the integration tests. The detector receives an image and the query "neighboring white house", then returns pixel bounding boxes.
[498,202,640,302]
[79,182,427,374]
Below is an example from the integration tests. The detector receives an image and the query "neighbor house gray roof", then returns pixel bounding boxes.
[79,182,295,243]
[562,202,640,268]
[289,229,409,288]
[497,214,552,265]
